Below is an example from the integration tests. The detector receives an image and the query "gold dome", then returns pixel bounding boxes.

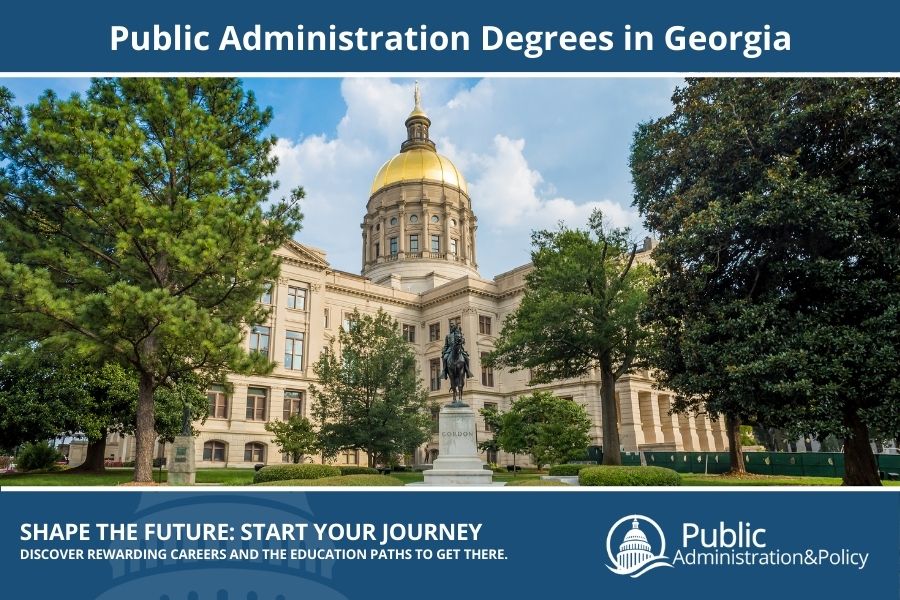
[370,148,468,196]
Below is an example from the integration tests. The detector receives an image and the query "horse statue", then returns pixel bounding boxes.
[442,322,473,407]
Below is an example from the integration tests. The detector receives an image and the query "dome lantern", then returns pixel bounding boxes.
[401,81,435,153]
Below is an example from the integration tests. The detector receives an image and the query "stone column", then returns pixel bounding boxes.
[639,391,664,444]
[678,413,701,451]
[398,204,406,255]
[712,417,730,451]
[617,387,645,451]
[695,413,718,452]
[460,213,468,263]
[443,205,451,256]
[656,394,683,449]
[361,226,367,268]
[379,212,386,262]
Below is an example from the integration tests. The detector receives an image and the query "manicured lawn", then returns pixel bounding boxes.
[0,468,255,486]
[2,468,897,487]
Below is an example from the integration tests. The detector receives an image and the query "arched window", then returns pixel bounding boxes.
[203,440,227,462]
[244,442,266,463]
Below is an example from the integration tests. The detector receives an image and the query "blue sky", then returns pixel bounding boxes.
[0,77,679,278]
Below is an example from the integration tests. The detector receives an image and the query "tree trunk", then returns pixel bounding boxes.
[68,431,107,473]
[368,452,375,468]
[133,371,157,482]
[842,410,881,486]
[599,363,622,465]
[725,413,746,475]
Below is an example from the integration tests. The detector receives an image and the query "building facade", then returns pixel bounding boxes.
[73,90,728,469]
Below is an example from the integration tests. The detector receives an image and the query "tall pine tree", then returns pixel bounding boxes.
[0,79,303,481]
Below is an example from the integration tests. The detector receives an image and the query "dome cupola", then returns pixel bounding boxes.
[361,82,479,293]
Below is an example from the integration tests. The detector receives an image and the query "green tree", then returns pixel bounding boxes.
[508,391,592,469]
[486,211,654,464]
[310,309,432,468]
[0,79,303,481]
[478,404,528,474]
[631,78,900,485]
[0,348,207,472]
[265,415,319,464]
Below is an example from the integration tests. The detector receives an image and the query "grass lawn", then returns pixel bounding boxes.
[2,468,897,487]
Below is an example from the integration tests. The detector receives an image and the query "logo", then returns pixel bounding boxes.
[606,515,673,578]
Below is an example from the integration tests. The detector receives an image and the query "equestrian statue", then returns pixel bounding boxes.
[441,321,474,407]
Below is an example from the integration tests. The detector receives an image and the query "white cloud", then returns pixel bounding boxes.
[273,77,675,278]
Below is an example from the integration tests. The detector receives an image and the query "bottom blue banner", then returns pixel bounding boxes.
[2,489,897,599]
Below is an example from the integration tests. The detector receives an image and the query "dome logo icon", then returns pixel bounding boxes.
[606,515,674,578]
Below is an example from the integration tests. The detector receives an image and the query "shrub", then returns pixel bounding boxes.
[338,466,379,475]
[253,463,341,484]
[17,442,63,471]
[579,465,681,486]
[255,474,404,487]
[505,479,571,486]
[548,464,594,476]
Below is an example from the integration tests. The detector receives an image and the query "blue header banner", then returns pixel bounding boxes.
[2,489,898,599]
[0,1,898,73]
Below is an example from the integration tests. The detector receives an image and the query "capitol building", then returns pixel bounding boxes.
[73,91,729,469]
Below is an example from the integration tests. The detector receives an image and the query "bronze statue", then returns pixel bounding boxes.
[441,322,473,406]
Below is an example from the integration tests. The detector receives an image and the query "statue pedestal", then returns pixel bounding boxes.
[167,435,196,485]
[423,405,493,486]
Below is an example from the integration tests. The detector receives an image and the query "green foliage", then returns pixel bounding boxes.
[548,464,594,476]
[491,392,592,469]
[579,465,681,486]
[252,463,340,484]
[631,78,900,485]
[255,474,404,487]
[739,426,758,447]
[486,211,654,463]
[0,349,207,450]
[265,415,319,464]
[504,478,571,487]
[338,466,379,475]
[311,309,433,467]
[0,79,303,481]
[16,442,63,471]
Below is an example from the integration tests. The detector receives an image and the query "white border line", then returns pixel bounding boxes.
[1,72,900,78]
[3,485,898,493]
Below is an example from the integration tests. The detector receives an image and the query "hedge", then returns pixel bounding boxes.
[505,479,572,486]
[338,466,379,476]
[253,464,341,484]
[579,465,681,486]
[548,464,594,476]
[255,474,404,487]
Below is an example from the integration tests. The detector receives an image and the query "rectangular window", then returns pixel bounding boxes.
[409,234,419,253]
[390,237,398,255]
[283,390,303,420]
[249,325,270,357]
[342,315,357,332]
[431,235,440,253]
[374,242,380,258]
[244,443,265,463]
[483,402,497,432]
[342,450,358,465]
[246,388,267,421]
[481,352,494,387]
[324,308,330,329]
[479,315,492,335]
[450,238,458,255]
[429,358,441,391]
[449,316,461,330]
[259,282,273,305]
[287,286,307,310]
[402,324,416,343]
[207,385,228,419]
[284,331,304,370]
[431,407,440,425]
[429,322,440,342]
